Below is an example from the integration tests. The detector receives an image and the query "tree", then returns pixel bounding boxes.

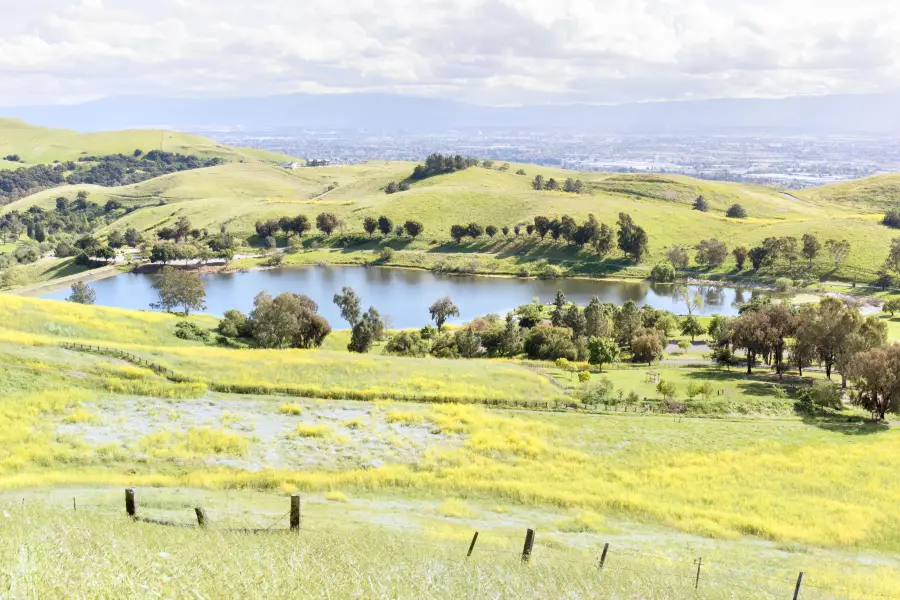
[384,181,400,194]
[404,220,424,238]
[287,215,310,237]
[731,310,770,374]
[726,204,748,219]
[516,169,526,176]
[824,239,851,270]
[694,239,728,268]
[501,226,510,237]
[107,230,125,248]
[377,216,393,236]
[333,286,362,326]
[884,299,900,316]
[848,344,900,420]
[550,290,567,327]
[680,316,706,341]
[884,238,900,275]
[693,196,709,212]
[523,326,577,361]
[749,246,769,271]
[587,337,620,370]
[579,378,615,406]
[363,217,378,237]
[656,380,677,402]
[593,223,614,257]
[616,213,649,262]
[348,307,384,353]
[485,225,498,238]
[245,292,331,349]
[533,216,551,239]
[316,213,340,236]
[255,219,280,238]
[732,246,749,270]
[650,263,675,282]
[466,222,484,239]
[217,309,248,338]
[545,178,560,191]
[104,199,122,213]
[66,281,96,304]
[614,301,643,346]
[385,331,431,357]
[450,224,466,243]
[532,175,545,190]
[150,267,207,315]
[174,216,193,242]
[429,296,459,331]
[32,223,46,243]
[584,297,610,338]
[498,312,524,357]
[884,210,900,228]
[631,331,663,365]
[563,304,586,339]
[150,243,178,264]
[801,234,821,268]
[666,245,690,269]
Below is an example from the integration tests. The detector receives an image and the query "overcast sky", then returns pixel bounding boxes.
[1,0,898,107]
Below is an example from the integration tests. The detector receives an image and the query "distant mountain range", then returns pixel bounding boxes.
[4,92,900,134]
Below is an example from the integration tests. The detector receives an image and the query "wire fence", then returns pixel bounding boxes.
[38,489,896,600]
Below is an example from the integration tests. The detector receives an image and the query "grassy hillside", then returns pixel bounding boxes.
[795,173,900,211]
[0,118,296,166]
[2,119,899,285]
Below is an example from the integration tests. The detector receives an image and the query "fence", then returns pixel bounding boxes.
[102,488,891,600]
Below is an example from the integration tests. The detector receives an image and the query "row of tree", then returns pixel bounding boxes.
[531,176,586,193]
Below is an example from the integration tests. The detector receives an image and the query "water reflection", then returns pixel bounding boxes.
[43,266,759,329]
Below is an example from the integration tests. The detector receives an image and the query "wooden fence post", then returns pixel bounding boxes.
[695,557,702,589]
[793,572,803,600]
[73,497,76,512]
[599,542,609,569]
[466,532,479,558]
[290,494,301,531]
[125,488,136,518]
[521,529,535,562]
[195,507,208,528]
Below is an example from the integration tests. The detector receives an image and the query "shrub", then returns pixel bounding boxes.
[174,321,211,342]
[726,204,748,219]
[883,209,900,228]
[579,378,615,405]
[379,247,395,263]
[578,370,591,383]
[278,403,304,416]
[523,326,577,361]
[384,331,431,357]
[650,262,676,282]
[774,277,793,292]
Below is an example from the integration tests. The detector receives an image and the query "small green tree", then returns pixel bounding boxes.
[677,340,691,353]
[883,298,900,316]
[680,316,706,341]
[429,296,460,331]
[150,267,207,315]
[333,286,362,327]
[579,378,615,406]
[656,380,677,401]
[726,204,748,219]
[66,281,96,305]
[587,337,620,371]
[578,370,591,383]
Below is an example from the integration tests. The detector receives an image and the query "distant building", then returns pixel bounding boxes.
[280,161,300,169]
[306,159,330,167]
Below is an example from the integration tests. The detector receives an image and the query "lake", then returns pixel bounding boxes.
[43,267,763,329]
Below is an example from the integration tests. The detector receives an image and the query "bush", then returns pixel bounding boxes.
[650,262,676,282]
[384,331,431,357]
[883,209,900,228]
[523,326,577,361]
[726,204,748,219]
[774,277,793,292]
[579,378,615,405]
[379,247,395,263]
[175,321,211,342]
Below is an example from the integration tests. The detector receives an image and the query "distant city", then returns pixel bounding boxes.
[204,129,900,189]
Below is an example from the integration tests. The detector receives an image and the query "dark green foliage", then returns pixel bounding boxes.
[429,296,459,331]
[616,213,648,262]
[883,209,900,228]
[732,246,749,270]
[694,238,728,268]
[693,195,709,211]
[650,262,676,282]
[107,230,125,248]
[630,328,665,364]
[333,286,362,326]
[66,281,96,305]
[0,151,221,205]
[255,219,280,238]
[485,225,498,238]
[523,326,577,361]
[384,331,431,357]
[174,321,211,341]
[377,216,393,236]
[411,154,477,180]
[217,309,249,338]
[150,267,207,315]
[348,307,385,353]
[244,291,331,349]
[363,217,377,236]
[403,220,424,238]
[726,204,748,219]
[316,213,341,236]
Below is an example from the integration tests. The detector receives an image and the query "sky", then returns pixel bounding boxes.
[1,0,899,107]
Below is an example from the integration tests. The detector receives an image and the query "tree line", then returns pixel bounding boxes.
[531,175,586,194]
[0,150,221,204]
[448,213,648,261]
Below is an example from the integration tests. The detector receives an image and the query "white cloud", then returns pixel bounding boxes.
[0,0,898,106]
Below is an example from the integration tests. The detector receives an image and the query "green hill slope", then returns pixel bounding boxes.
[794,174,900,211]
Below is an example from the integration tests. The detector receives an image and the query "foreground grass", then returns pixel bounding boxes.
[1,500,895,599]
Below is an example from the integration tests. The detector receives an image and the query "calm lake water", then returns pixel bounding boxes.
[43,267,763,329]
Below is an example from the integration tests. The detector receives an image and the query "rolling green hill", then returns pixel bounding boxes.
[2,119,899,283]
